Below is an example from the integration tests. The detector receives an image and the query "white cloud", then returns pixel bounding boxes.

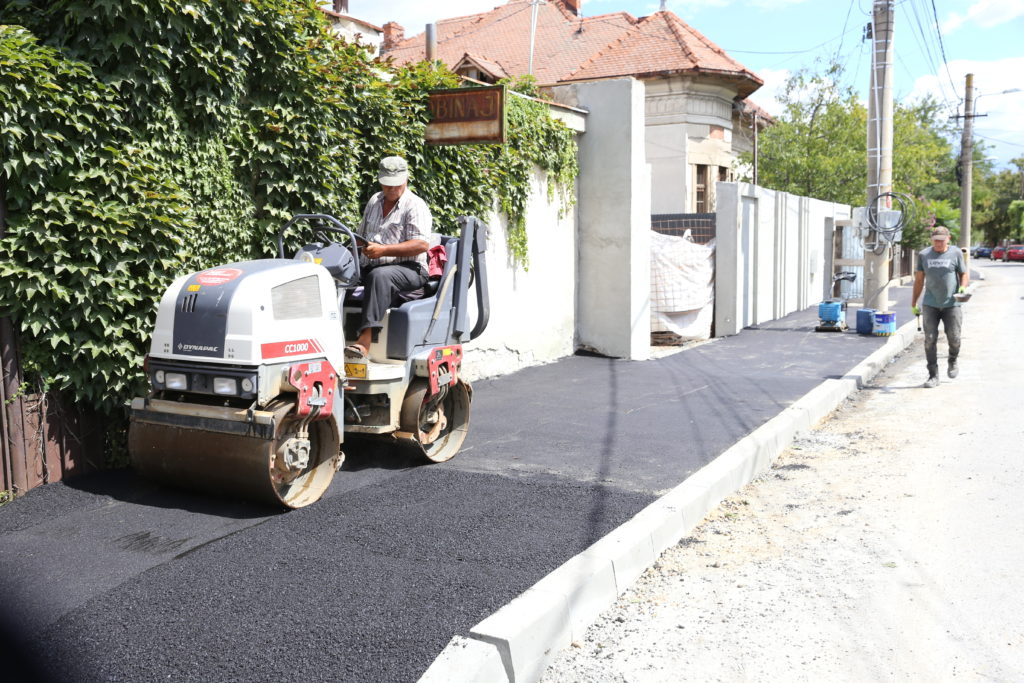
[660,0,809,11]
[746,67,790,117]
[941,0,1024,34]
[908,56,1024,166]
[940,11,966,34]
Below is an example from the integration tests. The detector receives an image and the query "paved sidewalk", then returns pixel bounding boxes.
[421,286,919,681]
[540,262,1017,682]
[1,287,916,682]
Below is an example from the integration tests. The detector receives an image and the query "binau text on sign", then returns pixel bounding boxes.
[426,86,506,145]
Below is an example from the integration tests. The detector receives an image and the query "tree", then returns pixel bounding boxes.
[741,61,957,247]
[974,156,1024,245]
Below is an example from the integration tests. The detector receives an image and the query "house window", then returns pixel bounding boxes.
[455,67,496,84]
[695,164,709,212]
[719,166,729,182]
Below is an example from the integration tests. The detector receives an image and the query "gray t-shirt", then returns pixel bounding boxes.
[916,245,965,308]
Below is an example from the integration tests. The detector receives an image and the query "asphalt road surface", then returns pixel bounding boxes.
[1,287,912,682]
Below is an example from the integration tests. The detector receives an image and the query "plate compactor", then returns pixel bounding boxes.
[815,270,858,333]
[128,214,489,508]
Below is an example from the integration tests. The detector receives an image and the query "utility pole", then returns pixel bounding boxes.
[753,112,759,186]
[528,0,544,76]
[864,0,894,311]
[958,73,975,253]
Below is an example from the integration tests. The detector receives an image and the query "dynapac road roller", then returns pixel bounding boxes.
[128,214,489,508]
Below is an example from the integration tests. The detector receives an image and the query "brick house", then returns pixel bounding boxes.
[382,0,769,214]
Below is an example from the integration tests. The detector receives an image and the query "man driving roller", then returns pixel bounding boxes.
[346,156,431,359]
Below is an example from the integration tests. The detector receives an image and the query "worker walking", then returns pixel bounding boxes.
[911,226,969,388]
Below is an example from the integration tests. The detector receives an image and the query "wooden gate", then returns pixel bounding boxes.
[1,319,101,498]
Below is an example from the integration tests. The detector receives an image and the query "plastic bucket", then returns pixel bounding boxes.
[856,308,876,335]
[818,300,843,323]
[872,311,896,336]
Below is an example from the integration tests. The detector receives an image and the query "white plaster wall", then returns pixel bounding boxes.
[462,167,577,381]
[646,123,688,215]
[559,77,651,360]
[328,18,383,53]
[715,182,851,336]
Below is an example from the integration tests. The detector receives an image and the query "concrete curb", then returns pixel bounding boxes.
[419,320,921,683]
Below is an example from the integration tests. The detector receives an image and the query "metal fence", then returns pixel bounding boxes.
[651,213,716,244]
[2,319,101,497]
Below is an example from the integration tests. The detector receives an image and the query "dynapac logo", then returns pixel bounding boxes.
[178,343,220,353]
[261,339,323,359]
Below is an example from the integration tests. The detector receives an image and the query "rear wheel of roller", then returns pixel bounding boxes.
[398,379,471,463]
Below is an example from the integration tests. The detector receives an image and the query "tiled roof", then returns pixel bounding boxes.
[383,0,761,96]
[320,8,383,33]
[454,52,511,80]
[737,98,775,124]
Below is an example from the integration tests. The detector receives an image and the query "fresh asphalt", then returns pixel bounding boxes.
[1,287,913,682]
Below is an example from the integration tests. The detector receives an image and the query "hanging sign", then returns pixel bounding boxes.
[425,86,506,145]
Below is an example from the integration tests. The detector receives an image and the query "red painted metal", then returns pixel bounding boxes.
[287,360,339,419]
[426,345,463,396]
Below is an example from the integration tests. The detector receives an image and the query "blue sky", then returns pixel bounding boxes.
[347,0,1024,168]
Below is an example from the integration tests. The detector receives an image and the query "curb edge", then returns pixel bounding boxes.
[419,320,920,683]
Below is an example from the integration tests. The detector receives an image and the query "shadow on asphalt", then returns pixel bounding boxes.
[340,436,425,472]
[60,468,282,519]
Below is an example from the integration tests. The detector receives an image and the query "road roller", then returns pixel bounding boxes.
[128,214,490,508]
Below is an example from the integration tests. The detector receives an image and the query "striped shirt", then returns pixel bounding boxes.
[357,189,432,270]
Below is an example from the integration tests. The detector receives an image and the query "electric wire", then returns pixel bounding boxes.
[833,0,859,62]
[928,0,962,100]
[901,0,958,110]
[866,191,915,253]
[974,133,1024,149]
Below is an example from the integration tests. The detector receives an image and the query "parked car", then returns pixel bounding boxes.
[992,245,1006,260]
[1007,245,1024,262]
[975,245,992,258]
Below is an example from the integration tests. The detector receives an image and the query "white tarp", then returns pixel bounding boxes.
[650,230,715,341]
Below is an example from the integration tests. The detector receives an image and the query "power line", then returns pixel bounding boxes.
[832,0,859,63]
[928,0,961,100]
[974,133,1024,149]
[899,0,957,109]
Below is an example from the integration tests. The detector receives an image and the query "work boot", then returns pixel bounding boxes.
[924,374,939,389]
[948,359,959,379]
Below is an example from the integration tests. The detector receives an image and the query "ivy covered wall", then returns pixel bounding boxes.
[0,1,577,444]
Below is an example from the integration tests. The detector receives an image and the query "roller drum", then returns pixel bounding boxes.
[129,400,340,509]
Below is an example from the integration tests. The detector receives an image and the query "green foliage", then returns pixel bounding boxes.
[742,61,956,247]
[973,156,1024,245]
[1009,200,1024,239]
[745,63,867,206]
[488,77,579,265]
[0,1,577,454]
[0,25,190,411]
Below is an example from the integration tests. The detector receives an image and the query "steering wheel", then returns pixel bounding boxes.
[277,214,364,285]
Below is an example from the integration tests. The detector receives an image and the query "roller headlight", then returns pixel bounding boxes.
[165,372,188,390]
[213,377,238,395]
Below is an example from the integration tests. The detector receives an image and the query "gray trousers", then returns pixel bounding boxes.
[922,304,962,375]
[358,263,427,334]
